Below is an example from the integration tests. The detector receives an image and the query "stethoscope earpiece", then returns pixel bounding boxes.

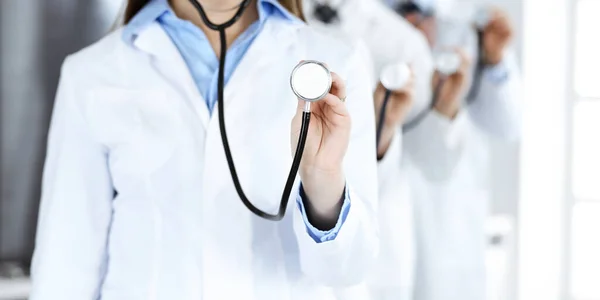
[434,51,461,76]
[290,61,332,103]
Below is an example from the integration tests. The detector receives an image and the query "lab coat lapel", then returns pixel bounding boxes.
[224,18,299,110]
[135,23,211,128]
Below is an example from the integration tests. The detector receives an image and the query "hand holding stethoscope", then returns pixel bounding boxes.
[291,64,350,220]
[432,48,472,119]
[428,7,513,119]
[374,64,415,158]
[478,8,513,65]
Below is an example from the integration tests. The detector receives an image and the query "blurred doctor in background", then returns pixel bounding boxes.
[387,0,522,300]
[302,1,433,299]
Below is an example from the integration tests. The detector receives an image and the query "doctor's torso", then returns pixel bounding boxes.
[33,16,374,300]
[410,18,497,300]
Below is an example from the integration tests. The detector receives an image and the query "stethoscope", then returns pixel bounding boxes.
[375,54,456,147]
[375,4,491,141]
[375,62,411,146]
[189,0,332,221]
[466,8,491,104]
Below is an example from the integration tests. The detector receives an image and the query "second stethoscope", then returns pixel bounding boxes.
[189,0,332,221]
[375,5,492,146]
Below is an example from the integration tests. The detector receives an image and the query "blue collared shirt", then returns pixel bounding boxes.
[123,0,350,243]
[123,0,299,113]
[484,60,510,83]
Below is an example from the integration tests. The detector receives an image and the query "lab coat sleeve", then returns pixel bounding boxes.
[293,46,379,287]
[401,25,466,182]
[403,53,522,181]
[296,185,352,243]
[30,58,113,299]
[467,51,522,141]
[403,108,470,182]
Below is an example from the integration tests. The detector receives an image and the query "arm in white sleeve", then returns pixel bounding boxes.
[467,51,522,141]
[403,52,522,181]
[293,46,379,287]
[30,57,113,299]
[403,109,469,182]
[399,25,467,182]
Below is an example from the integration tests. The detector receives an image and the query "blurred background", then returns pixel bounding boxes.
[0,0,598,299]
[0,0,124,298]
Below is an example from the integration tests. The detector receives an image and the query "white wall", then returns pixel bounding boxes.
[518,0,571,298]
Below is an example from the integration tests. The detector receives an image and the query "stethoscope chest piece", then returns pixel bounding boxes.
[380,62,411,90]
[434,51,461,76]
[290,61,332,102]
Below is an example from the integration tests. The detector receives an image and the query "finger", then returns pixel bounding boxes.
[391,76,415,95]
[488,10,512,33]
[321,93,349,117]
[454,47,472,68]
[488,16,509,34]
[449,48,470,78]
[489,8,503,22]
[296,98,306,114]
[329,71,347,102]
[497,15,513,37]
[388,66,415,94]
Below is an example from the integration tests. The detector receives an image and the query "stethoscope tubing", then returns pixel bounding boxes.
[190,0,312,221]
[466,29,486,104]
[374,75,446,152]
[375,89,392,147]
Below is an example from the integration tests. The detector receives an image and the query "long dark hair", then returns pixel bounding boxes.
[124,0,305,24]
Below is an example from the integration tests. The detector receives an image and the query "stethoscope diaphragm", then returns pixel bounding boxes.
[380,62,411,91]
[434,50,461,76]
[290,61,332,102]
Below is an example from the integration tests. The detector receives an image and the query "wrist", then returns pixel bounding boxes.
[484,51,504,66]
[434,101,460,120]
[300,168,345,221]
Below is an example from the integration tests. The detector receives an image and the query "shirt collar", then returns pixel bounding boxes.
[122,0,301,46]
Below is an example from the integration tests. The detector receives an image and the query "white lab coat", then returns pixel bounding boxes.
[30,17,380,300]
[406,19,522,300]
[303,1,434,299]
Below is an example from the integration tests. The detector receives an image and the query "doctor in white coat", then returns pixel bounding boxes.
[30,0,380,299]
[302,1,433,299]
[392,1,522,300]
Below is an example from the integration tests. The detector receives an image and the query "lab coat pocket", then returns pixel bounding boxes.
[86,88,179,178]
